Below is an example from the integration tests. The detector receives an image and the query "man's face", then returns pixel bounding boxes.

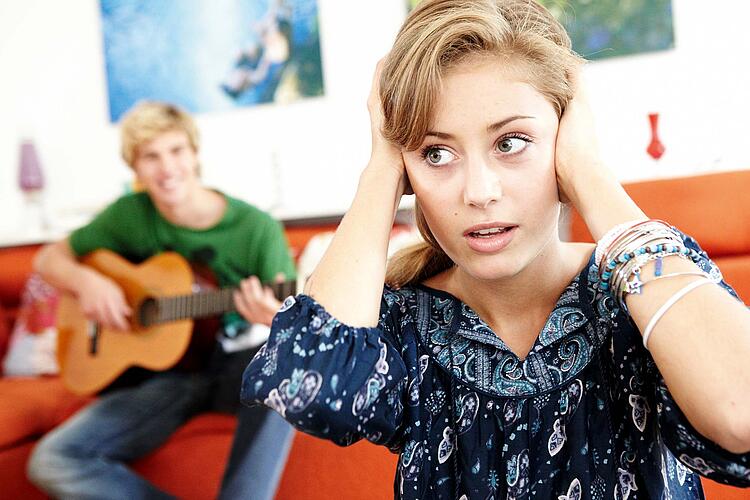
[132,130,200,209]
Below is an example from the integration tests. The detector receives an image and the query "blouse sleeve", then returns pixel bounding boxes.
[241,289,409,450]
[653,230,750,485]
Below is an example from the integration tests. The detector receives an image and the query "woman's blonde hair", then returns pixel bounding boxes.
[119,101,200,168]
[382,0,583,288]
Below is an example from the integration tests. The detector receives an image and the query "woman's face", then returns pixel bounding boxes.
[403,55,562,282]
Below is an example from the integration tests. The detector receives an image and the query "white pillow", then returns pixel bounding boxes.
[2,273,60,376]
[295,226,423,292]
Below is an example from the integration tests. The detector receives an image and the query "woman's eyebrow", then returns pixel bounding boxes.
[424,130,454,140]
[425,115,535,140]
[487,115,535,133]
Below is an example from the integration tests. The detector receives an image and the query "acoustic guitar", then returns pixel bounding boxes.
[56,249,297,395]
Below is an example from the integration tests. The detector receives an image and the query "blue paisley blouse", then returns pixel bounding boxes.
[242,233,750,499]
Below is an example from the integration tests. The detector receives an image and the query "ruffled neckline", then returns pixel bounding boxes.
[401,250,613,397]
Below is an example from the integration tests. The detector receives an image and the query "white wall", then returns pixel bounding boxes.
[586,1,750,181]
[1,0,748,242]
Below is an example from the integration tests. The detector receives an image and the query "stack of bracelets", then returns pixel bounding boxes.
[595,219,720,349]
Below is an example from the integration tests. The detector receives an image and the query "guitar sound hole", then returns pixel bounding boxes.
[139,298,159,327]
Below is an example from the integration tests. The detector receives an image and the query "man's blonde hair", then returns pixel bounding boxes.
[119,101,200,168]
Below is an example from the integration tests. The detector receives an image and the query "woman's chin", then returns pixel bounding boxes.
[454,256,524,284]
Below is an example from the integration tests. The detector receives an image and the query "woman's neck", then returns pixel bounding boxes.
[432,238,594,358]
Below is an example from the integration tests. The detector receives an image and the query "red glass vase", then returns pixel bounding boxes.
[646,113,665,160]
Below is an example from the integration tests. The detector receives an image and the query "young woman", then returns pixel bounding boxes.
[242,0,750,497]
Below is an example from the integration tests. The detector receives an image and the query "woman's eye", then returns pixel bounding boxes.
[496,137,529,154]
[423,147,455,166]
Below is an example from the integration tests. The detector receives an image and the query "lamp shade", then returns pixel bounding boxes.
[18,140,45,192]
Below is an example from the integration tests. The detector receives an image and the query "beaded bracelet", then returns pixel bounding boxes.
[600,243,693,292]
[598,222,683,284]
[611,244,691,304]
[609,239,681,299]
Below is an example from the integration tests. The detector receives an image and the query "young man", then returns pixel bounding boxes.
[28,101,296,499]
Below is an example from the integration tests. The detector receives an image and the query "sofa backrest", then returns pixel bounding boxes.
[568,169,750,302]
[284,223,340,261]
[568,170,750,257]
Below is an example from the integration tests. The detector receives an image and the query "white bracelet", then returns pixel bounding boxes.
[641,277,715,350]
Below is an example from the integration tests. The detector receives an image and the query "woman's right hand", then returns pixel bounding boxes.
[75,268,132,331]
[302,59,411,324]
[366,59,412,197]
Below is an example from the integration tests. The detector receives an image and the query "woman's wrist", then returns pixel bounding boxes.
[362,156,407,202]
[568,166,646,240]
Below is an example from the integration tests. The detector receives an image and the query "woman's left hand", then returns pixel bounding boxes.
[554,69,605,205]
[554,69,646,239]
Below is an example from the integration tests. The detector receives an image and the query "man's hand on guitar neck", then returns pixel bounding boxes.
[75,267,133,331]
[234,274,284,327]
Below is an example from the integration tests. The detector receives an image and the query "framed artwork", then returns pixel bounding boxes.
[538,0,674,60]
[405,0,675,61]
[100,0,324,122]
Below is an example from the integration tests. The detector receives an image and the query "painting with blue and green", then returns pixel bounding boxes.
[537,0,675,60]
[100,0,324,122]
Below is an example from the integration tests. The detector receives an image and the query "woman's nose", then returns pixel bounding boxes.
[463,157,501,208]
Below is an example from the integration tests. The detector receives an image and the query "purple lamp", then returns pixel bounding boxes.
[18,140,45,194]
[18,139,50,231]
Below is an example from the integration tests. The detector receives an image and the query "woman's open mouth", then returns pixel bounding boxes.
[463,224,518,253]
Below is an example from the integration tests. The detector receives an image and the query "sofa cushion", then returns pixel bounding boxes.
[0,441,47,500]
[701,478,750,500]
[2,273,60,377]
[275,432,397,500]
[0,377,91,450]
[133,413,237,500]
[0,413,238,500]
[713,255,750,303]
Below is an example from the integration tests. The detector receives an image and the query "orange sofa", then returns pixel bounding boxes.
[568,169,750,500]
[0,225,397,500]
[2,169,749,499]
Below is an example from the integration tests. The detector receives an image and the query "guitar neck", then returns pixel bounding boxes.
[142,279,297,326]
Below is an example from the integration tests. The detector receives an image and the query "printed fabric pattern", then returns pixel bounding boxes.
[242,231,750,499]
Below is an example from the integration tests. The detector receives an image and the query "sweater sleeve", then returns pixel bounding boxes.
[241,289,409,450]
[652,231,750,486]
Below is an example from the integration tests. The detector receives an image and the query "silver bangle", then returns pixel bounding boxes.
[641,277,716,350]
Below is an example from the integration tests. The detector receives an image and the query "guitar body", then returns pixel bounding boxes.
[57,250,194,395]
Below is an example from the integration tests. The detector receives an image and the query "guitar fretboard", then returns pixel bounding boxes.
[140,280,297,327]
[157,288,236,323]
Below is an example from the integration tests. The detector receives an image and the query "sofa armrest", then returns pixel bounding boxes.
[0,245,41,312]
[0,301,9,370]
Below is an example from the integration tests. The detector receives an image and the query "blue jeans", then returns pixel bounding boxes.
[27,356,293,499]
